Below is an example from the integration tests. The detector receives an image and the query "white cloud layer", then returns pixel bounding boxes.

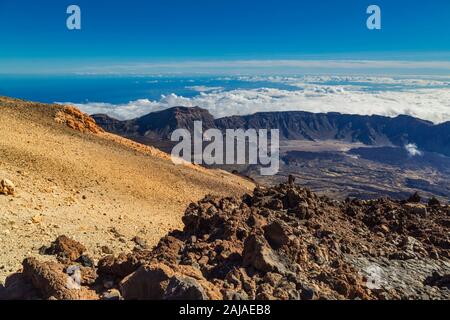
[237,75,450,88]
[185,86,224,92]
[65,76,450,122]
[71,84,450,124]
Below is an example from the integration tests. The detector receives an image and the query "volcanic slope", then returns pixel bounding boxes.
[0,97,254,283]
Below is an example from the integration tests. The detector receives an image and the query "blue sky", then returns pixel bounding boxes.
[0,0,449,74]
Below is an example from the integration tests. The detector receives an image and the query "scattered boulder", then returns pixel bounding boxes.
[300,285,316,300]
[22,258,97,300]
[242,235,288,274]
[120,263,220,300]
[0,179,15,196]
[41,235,86,262]
[31,214,43,224]
[97,252,144,279]
[76,255,94,268]
[163,276,208,300]
[264,221,290,248]
[132,236,149,249]
[101,246,114,255]
[120,263,173,300]
[0,273,39,300]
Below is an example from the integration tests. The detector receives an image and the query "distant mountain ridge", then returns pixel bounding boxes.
[92,107,450,157]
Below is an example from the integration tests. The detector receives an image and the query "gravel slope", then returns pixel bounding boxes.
[0,97,254,283]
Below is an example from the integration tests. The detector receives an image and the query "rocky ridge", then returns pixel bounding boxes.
[93,107,450,157]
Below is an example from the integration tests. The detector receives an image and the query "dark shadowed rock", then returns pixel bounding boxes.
[425,272,450,289]
[76,255,94,268]
[163,276,208,300]
[407,192,422,203]
[0,273,39,300]
[428,197,441,207]
[120,263,221,300]
[263,221,290,248]
[242,235,288,274]
[120,263,173,300]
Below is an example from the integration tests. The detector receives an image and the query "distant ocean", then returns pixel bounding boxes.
[1,74,449,123]
[0,74,296,105]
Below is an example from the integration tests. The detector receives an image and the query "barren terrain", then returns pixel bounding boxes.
[0,97,254,283]
[240,140,450,201]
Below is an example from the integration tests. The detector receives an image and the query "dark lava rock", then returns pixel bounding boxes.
[163,276,208,300]
[242,235,288,274]
[76,255,94,268]
[428,197,441,207]
[407,192,422,203]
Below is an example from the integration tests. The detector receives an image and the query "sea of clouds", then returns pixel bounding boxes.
[71,75,450,123]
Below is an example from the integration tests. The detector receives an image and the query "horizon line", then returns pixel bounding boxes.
[2,58,450,76]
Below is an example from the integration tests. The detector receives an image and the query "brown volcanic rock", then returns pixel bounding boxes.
[93,184,374,299]
[93,183,449,299]
[120,263,221,300]
[242,234,289,274]
[0,178,15,196]
[4,183,450,300]
[263,221,291,248]
[42,235,86,262]
[22,258,97,300]
[97,250,152,279]
[119,263,174,300]
[55,106,104,134]
[0,273,40,300]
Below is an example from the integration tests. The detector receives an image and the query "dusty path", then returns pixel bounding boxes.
[0,97,254,283]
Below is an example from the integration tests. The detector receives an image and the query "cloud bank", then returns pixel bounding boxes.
[185,86,224,92]
[71,84,450,124]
